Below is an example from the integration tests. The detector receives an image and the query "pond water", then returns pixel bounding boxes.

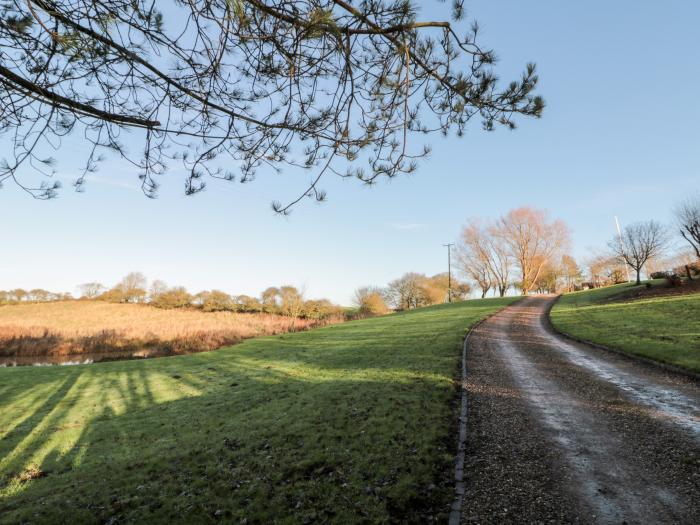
[0,348,177,367]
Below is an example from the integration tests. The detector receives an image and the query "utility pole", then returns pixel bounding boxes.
[614,216,631,282]
[443,243,454,302]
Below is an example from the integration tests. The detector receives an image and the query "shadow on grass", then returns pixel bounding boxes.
[0,298,517,523]
[0,359,453,522]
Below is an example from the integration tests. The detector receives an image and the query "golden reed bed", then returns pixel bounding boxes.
[0,301,329,358]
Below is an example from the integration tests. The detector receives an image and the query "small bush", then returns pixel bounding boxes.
[201,290,236,312]
[151,287,193,309]
[358,292,389,317]
[301,299,344,320]
[666,274,683,287]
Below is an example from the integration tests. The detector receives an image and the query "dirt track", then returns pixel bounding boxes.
[461,296,700,524]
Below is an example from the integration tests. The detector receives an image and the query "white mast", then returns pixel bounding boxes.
[614,216,631,282]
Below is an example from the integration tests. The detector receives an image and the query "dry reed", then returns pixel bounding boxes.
[0,301,336,358]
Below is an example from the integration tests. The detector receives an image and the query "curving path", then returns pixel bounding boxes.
[461,295,700,524]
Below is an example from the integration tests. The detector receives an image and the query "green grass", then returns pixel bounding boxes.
[0,297,516,524]
[550,283,700,373]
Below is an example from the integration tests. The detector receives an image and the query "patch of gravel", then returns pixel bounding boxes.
[462,319,584,523]
[461,297,700,524]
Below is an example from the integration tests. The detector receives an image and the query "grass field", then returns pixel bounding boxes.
[0,296,516,523]
[550,283,700,373]
[0,301,323,359]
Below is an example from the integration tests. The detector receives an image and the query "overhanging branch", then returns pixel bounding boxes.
[0,63,160,127]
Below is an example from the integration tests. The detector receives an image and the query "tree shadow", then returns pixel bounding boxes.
[0,351,455,523]
[0,301,517,522]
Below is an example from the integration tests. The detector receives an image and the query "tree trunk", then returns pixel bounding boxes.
[635,268,641,285]
[686,265,694,281]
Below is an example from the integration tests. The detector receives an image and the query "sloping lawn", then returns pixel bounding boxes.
[550,284,700,373]
[0,297,515,524]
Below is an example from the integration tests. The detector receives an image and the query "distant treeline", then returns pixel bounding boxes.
[3,271,473,321]
[0,289,73,303]
[354,272,471,317]
[1,273,343,321]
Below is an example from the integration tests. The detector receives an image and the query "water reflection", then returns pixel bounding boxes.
[0,348,177,367]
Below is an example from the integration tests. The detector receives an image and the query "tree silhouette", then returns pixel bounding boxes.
[609,221,668,286]
[675,194,700,259]
[1,0,543,210]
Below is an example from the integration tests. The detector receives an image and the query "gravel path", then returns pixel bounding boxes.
[461,295,700,524]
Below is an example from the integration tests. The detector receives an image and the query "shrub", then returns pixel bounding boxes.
[235,295,263,313]
[302,299,344,320]
[201,290,236,312]
[358,291,389,317]
[666,274,683,287]
[151,287,193,309]
[97,288,127,303]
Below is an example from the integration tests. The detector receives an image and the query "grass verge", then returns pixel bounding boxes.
[550,283,700,373]
[0,297,516,524]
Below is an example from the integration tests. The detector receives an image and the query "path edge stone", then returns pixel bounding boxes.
[448,300,523,525]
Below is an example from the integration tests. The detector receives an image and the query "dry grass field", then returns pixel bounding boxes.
[0,301,327,359]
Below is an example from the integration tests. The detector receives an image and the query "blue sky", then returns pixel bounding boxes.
[2,1,699,304]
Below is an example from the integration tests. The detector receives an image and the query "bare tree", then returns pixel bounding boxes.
[451,282,473,301]
[457,219,510,297]
[386,272,427,310]
[533,261,560,294]
[117,272,148,303]
[149,279,169,301]
[421,273,470,303]
[27,288,48,301]
[357,275,464,313]
[11,288,27,302]
[586,252,625,288]
[261,287,280,313]
[78,282,104,299]
[495,207,569,295]
[353,286,389,316]
[484,225,511,297]
[561,254,582,292]
[608,221,668,285]
[675,194,700,259]
[666,248,699,280]
[0,1,543,210]
[455,245,491,299]
[279,285,305,329]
